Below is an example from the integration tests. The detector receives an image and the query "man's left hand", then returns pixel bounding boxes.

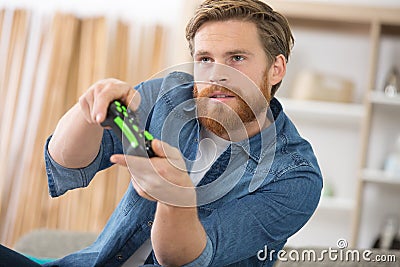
[110,139,196,207]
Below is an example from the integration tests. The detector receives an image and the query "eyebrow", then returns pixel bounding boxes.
[194,49,254,58]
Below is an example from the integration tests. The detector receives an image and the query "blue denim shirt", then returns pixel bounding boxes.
[43,72,322,267]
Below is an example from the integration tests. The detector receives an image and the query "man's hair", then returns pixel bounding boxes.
[186,0,294,96]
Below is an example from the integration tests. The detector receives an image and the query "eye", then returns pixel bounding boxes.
[199,57,212,63]
[232,55,245,62]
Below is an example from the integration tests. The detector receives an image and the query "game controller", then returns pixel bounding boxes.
[101,100,155,158]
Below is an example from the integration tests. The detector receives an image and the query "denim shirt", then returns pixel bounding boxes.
[43,71,322,267]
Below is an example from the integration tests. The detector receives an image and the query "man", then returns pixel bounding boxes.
[43,0,322,266]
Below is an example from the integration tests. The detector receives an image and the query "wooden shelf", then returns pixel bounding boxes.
[369,91,400,106]
[262,0,400,248]
[279,97,364,123]
[267,0,400,25]
[361,169,400,185]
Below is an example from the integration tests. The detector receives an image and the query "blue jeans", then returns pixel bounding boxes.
[0,244,41,267]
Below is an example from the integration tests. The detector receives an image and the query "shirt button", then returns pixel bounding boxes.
[116,253,124,261]
[147,221,153,227]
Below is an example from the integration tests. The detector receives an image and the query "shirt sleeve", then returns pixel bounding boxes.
[181,235,213,267]
[193,165,322,266]
[44,129,122,197]
[43,78,164,198]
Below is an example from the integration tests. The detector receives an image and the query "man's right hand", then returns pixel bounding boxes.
[79,78,141,125]
[48,78,140,169]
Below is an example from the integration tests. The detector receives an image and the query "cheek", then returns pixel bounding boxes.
[237,66,266,88]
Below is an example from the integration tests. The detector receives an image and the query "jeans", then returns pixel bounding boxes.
[0,244,41,267]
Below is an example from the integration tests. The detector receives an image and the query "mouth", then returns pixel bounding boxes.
[208,91,236,101]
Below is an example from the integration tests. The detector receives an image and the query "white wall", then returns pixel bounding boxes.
[285,0,400,7]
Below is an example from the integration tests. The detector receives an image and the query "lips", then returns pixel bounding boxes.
[208,91,235,99]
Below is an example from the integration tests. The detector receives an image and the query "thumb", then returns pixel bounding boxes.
[110,154,127,166]
[152,139,180,160]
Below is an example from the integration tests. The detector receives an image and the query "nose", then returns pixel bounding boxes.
[209,64,229,84]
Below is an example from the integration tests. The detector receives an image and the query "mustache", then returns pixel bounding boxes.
[193,84,241,99]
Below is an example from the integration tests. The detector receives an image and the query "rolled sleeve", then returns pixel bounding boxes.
[44,135,105,197]
[181,235,213,267]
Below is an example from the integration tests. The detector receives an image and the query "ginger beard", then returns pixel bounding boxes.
[193,71,271,138]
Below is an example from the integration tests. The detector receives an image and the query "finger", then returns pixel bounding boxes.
[110,154,127,166]
[92,81,133,123]
[125,89,141,111]
[152,139,182,161]
[92,85,111,123]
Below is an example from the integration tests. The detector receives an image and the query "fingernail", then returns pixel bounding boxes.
[96,113,102,123]
[154,139,161,150]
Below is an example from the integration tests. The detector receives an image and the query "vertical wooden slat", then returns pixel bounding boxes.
[351,20,382,247]
[0,7,5,230]
[3,14,52,245]
[0,9,13,116]
[3,13,80,246]
[0,9,30,243]
[0,9,4,37]
[0,10,168,246]
[150,25,166,77]
[0,9,30,179]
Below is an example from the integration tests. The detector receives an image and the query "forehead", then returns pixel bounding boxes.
[193,20,263,52]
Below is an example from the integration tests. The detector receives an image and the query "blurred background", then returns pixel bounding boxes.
[0,0,400,257]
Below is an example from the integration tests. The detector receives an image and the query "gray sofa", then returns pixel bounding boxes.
[14,228,98,259]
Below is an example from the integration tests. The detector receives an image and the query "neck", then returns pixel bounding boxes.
[215,112,271,142]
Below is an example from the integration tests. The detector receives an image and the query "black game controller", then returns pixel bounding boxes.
[101,100,155,158]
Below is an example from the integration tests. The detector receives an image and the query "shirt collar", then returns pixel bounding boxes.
[232,98,283,163]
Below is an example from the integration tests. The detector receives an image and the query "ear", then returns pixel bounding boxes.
[268,54,286,86]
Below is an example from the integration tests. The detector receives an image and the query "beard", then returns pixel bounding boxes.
[193,71,271,138]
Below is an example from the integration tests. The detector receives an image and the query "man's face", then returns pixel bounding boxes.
[192,20,271,137]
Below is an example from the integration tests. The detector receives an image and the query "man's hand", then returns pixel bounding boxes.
[49,78,140,168]
[110,139,196,207]
[111,139,207,266]
[79,78,141,124]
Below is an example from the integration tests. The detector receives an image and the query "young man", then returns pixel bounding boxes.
[43,0,322,266]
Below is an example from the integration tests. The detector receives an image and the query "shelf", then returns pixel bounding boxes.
[318,197,354,211]
[279,97,364,123]
[267,1,400,26]
[369,91,400,106]
[361,169,400,185]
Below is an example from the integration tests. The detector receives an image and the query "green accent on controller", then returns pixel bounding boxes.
[144,131,154,141]
[113,116,138,148]
[115,101,121,106]
[123,111,128,117]
[116,106,123,113]
[133,125,139,132]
